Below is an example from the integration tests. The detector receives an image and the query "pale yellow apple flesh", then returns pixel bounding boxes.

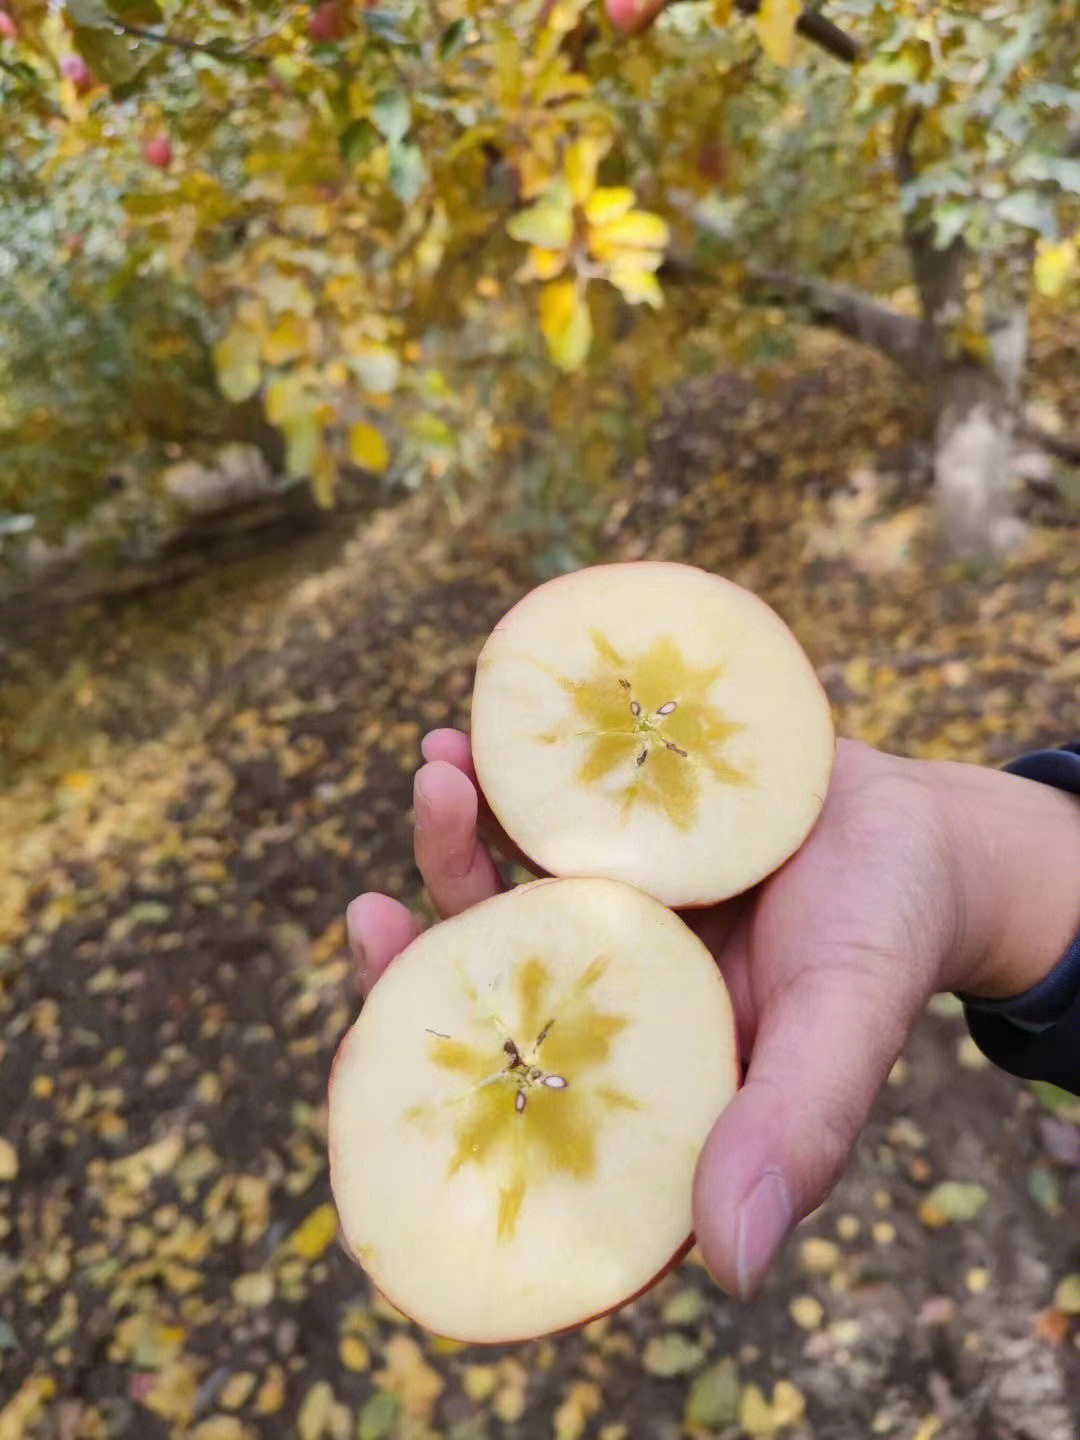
[328,877,738,1343]
[471,561,835,908]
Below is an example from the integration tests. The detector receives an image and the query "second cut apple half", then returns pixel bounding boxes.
[328,876,738,1343]
[471,561,835,908]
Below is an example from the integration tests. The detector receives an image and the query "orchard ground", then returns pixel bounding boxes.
[2,332,1080,1439]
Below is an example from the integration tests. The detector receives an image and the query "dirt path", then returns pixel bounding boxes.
[2,341,1079,1439]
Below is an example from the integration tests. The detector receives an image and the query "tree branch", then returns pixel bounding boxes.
[743,266,928,369]
[733,0,860,64]
[109,20,277,63]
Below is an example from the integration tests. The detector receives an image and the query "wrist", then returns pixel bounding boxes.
[927,756,1080,1000]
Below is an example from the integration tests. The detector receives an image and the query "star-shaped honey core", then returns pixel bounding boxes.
[412,954,639,1241]
[547,629,749,829]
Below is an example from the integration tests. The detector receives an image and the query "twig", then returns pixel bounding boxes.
[109,19,279,63]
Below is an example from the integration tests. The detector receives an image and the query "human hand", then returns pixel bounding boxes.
[346,729,1080,1297]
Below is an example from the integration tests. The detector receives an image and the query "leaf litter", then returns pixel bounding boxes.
[2,331,1080,1436]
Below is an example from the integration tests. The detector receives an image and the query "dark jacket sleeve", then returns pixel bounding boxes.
[959,744,1080,1096]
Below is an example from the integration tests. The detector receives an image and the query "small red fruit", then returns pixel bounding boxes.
[60,54,94,91]
[307,1,346,42]
[0,11,18,40]
[143,135,173,169]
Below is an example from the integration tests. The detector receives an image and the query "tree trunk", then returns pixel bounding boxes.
[922,261,1029,558]
[896,109,1031,557]
[933,360,1014,558]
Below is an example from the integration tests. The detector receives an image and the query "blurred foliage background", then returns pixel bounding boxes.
[1,0,1078,569]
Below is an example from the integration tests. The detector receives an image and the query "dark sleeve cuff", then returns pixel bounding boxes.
[957,742,1080,1095]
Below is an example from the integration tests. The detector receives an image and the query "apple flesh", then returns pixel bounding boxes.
[471,561,834,908]
[328,877,737,1343]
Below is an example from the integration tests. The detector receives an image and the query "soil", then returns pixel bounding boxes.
[2,336,1079,1439]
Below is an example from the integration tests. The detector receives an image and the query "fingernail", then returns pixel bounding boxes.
[736,1169,792,1299]
[413,775,433,826]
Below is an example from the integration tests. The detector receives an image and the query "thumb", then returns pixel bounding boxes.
[692,966,913,1299]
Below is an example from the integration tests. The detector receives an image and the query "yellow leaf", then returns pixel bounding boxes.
[374,1334,445,1421]
[564,133,608,206]
[1034,238,1077,298]
[592,209,669,249]
[739,1384,776,1436]
[713,0,733,21]
[771,1381,806,1427]
[286,1202,339,1261]
[263,274,316,317]
[0,1138,18,1181]
[348,421,390,474]
[282,203,333,239]
[0,1376,56,1440]
[538,278,592,371]
[1053,1274,1080,1314]
[213,325,261,403]
[518,246,567,282]
[607,264,664,308]
[283,411,320,479]
[264,374,306,426]
[755,0,801,65]
[261,313,311,366]
[583,186,636,226]
[507,186,574,249]
[311,447,339,508]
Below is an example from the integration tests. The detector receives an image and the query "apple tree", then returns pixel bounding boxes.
[1,0,1078,556]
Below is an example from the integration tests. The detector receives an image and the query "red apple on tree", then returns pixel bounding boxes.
[60,54,94,92]
[307,1,346,42]
[0,11,18,40]
[143,135,173,170]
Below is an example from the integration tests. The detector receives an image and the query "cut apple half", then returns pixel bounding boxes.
[328,877,738,1343]
[471,561,835,908]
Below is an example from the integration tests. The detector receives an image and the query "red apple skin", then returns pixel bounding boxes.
[143,135,173,169]
[60,54,93,91]
[0,11,17,40]
[308,1,347,41]
[356,1233,699,1346]
[605,0,667,33]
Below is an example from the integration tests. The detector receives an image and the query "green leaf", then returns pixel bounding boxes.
[685,1357,739,1429]
[340,119,378,166]
[921,1181,989,1224]
[372,88,411,146]
[389,143,426,203]
[1028,1164,1062,1216]
[642,1333,707,1377]
[358,1392,402,1440]
[1015,154,1080,195]
[70,24,153,84]
[1030,1082,1080,1120]
[65,0,111,26]
[439,18,470,59]
[507,186,574,249]
[995,189,1056,235]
